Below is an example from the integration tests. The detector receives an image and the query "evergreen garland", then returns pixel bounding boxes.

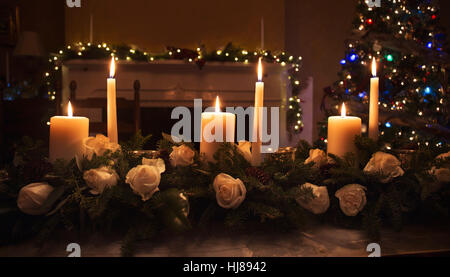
[0,132,449,256]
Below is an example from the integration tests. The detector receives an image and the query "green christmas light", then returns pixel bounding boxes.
[386,54,393,62]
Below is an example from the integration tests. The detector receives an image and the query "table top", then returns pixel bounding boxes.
[1,225,449,257]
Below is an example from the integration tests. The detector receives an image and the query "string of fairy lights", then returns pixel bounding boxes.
[324,0,448,149]
[43,42,304,134]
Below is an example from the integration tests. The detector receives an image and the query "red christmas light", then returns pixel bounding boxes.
[367,18,373,25]
[432,14,436,20]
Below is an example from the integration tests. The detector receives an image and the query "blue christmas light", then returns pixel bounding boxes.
[349,54,357,62]
[424,87,431,94]
[427,42,433,49]
[358,91,366,98]
[340,59,347,65]
[385,122,391,128]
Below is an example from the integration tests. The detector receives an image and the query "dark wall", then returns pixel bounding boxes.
[440,1,450,41]
[0,0,65,81]
[285,0,358,139]
[12,0,65,52]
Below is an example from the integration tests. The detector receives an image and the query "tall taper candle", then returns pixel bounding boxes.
[107,57,118,143]
[369,58,379,141]
[252,58,264,166]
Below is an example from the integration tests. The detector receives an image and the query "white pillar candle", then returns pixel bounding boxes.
[49,102,89,163]
[369,58,379,141]
[251,58,264,166]
[200,97,236,163]
[327,103,362,158]
[107,57,118,144]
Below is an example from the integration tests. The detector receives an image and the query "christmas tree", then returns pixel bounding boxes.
[321,0,449,150]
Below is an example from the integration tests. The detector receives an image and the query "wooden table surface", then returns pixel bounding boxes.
[1,225,449,257]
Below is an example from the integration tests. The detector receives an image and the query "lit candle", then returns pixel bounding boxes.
[327,103,362,158]
[369,58,379,141]
[49,102,89,163]
[251,58,264,166]
[107,57,118,143]
[200,96,236,163]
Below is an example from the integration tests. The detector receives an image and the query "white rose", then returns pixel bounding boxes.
[296,183,330,214]
[364,152,405,183]
[17,183,54,215]
[304,149,329,169]
[126,165,162,201]
[237,141,252,163]
[213,173,247,209]
[81,134,121,160]
[428,151,450,191]
[142,157,166,174]
[335,184,367,216]
[170,145,195,167]
[83,166,119,195]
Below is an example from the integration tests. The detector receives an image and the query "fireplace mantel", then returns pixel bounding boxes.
[62,59,312,146]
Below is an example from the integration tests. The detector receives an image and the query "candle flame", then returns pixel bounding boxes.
[215,96,221,113]
[258,57,263,81]
[68,101,73,117]
[341,103,347,117]
[109,57,116,78]
[371,57,377,77]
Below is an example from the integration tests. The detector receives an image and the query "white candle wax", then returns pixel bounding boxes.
[107,58,118,143]
[369,58,379,141]
[49,103,89,162]
[200,97,236,163]
[251,58,264,166]
[327,104,362,158]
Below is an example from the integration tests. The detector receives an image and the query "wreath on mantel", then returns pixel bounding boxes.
[0,132,449,256]
[43,42,305,135]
